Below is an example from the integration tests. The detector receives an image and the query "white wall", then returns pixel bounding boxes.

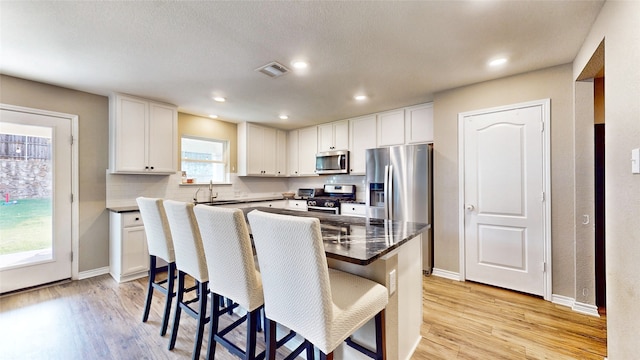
[432,64,576,297]
[573,1,640,358]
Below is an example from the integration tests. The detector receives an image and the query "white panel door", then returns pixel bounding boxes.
[0,108,73,293]
[463,102,548,296]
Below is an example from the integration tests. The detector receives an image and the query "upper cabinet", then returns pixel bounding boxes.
[404,102,434,144]
[109,93,177,174]
[318,120,349,152]
[288,126,318,176]
[275,129,287,176]
[238,122,278,176]
[377,109,405,147]
[348,115,377,174]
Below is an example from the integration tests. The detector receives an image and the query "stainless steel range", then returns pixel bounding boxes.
[307,184,356,214]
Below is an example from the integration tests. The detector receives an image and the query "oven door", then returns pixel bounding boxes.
[307,206,340,215]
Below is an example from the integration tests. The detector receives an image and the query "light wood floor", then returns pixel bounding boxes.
[0,274,606,359]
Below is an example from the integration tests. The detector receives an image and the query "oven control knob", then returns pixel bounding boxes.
[308,200,316,206]
[326,202,335,207]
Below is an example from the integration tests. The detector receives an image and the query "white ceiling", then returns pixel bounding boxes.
[0,1,604,130]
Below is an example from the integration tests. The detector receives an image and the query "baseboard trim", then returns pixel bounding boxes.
[551,294,600,317]
[78,266,110,280]
[431,268,461,281]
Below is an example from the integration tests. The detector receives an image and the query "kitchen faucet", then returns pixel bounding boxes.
[193,188,201,203]
[208,180,217,202]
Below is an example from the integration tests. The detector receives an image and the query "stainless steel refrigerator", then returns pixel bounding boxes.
[365,143,433,274]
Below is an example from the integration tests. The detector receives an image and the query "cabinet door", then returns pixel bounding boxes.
[377,109,405,146]
[148,102,177,173]
[298,126,318,175]
[262,127,277,175]
[317,123,334,152]
[246,124,264,175]
[121,226,149,276]
[405,102,434,144]
[349,115,377,174]
[114,95,147,172]
[276,130,287,176]
[333,120,350,150]
[288,130,300,176]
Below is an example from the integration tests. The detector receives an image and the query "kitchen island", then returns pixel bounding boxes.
[242,207,428,360]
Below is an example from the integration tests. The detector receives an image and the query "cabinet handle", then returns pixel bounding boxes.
[144,166,149,170]
[135,217,140,221]
[150,166,154,170]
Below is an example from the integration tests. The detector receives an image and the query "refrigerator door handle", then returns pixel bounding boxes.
[388,165,393,220]
[383,165,389,219]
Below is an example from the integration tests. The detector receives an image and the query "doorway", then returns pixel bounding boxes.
[0,105,77,294]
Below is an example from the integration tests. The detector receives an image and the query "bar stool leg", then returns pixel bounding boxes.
[375,310,386,360]
[160,262,176,336]
[142,255,157,323]
[265,318,277,360]
[192,281,209,360]
[168,271,186,350]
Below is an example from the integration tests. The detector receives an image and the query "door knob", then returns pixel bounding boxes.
[466,204,475,211]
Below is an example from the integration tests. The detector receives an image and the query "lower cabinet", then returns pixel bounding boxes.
[286,200,308,211]
[109,211,149,283]
[340,203,367,217]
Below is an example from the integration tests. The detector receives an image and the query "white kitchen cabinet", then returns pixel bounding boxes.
[109,211,149,283]
[405,102,434,144]
[288,126,318,176]
[238,122,278,176]
[340,203,367,217]
[286,200,308,211]
[288,130,300,176]
[275,130,287,176]
[377,109,405,147]
[252,200,287,208]
[348,115,377,174]
[109,93,177,174]
[318,120,349,152]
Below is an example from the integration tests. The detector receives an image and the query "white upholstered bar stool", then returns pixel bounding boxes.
[136,197,176,336]
[163,200,210,360]
[247,210,389,360]
[194,205,265,360]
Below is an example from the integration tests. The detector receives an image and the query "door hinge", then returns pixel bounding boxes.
[542,262,546,273]
[540,121,545,132]
[70,135,74,145]
[71,193,74,203]
[541,191,545,202]
[71,252,73,262]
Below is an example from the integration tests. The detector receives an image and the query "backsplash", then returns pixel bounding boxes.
[106,172,366,207]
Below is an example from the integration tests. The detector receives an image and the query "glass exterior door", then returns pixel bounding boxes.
[0,108,72,293]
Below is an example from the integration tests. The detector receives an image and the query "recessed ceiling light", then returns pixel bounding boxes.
[279,115,289,120]
[292,61,308,69]
[209,114,218,119]
[489,58,508,67]
[354,94,368,101]
[213,97,226,102]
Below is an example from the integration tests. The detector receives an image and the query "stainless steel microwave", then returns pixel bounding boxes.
[315,150,349,174]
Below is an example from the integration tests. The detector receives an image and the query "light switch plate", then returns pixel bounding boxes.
[389,269,397,295]
[632,148,640,174]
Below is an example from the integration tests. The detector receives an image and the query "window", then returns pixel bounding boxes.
[181,136,229,183]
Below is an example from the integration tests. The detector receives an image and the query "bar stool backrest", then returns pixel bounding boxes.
[136,197,175,262]
[194,205,264,312]
[163,200,208,283]
[247,210,333,348]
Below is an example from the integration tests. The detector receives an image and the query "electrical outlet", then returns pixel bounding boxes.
[389,269,397,295]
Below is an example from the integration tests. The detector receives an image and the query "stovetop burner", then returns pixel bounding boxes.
[307,184,356,209]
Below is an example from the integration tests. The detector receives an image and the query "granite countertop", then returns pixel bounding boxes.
[242,207,430,265]
[107,195,286,213]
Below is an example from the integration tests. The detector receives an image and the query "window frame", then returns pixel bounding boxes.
[180,135,230,184]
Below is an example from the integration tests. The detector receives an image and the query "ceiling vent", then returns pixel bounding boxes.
[256,61,290,78]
